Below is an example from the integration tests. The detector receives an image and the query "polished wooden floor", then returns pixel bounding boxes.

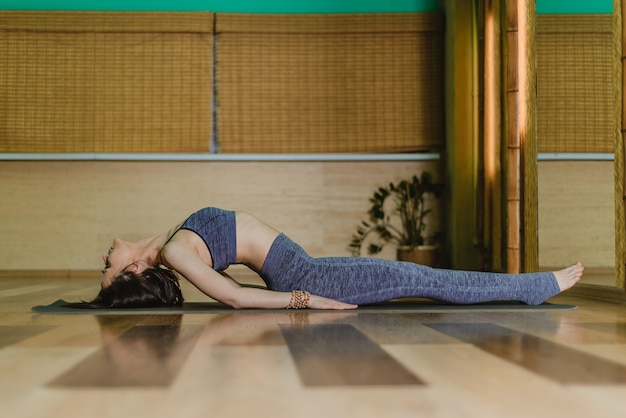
[2,273,626,418]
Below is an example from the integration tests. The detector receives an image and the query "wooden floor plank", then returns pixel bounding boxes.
[2,276,626,418]
[49,322,202,387]
[0,326,56,348]
[281,323,423,386]
[427,322,626,384]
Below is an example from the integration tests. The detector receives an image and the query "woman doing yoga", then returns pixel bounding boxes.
[71,207,583,309]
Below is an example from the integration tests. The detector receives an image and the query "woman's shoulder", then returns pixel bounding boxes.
[160,232,208,268]
[159,238,185,268]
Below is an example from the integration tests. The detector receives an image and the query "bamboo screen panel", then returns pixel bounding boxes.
[536,15,616,153]
[215,13,444,153]
[0,12,212,153]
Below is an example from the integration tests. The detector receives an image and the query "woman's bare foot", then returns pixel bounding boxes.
[553,262,584,292]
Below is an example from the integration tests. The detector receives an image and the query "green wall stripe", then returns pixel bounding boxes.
[0,0,442,13]
[1,1,614,15]
[537,0,613,14]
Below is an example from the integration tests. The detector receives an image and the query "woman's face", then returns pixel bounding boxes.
[100,239,134,288]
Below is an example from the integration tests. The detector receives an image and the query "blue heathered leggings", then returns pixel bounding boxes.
[259,234,561,305]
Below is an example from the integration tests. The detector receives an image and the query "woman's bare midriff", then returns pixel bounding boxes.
[235,212,281,272]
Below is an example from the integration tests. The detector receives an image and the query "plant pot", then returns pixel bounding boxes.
[397,246,439,267]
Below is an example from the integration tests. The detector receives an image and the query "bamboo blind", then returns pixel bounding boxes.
[536,15,616,153]
[0,12,213,153]
[215,13,444,153]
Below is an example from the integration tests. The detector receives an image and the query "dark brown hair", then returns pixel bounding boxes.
[65,267,183,309]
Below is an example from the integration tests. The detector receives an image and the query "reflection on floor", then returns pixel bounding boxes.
[1,275,626,418]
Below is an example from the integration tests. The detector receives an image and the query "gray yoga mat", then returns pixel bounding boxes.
[32,299,578,314]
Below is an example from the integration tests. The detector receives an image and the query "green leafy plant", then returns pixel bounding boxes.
[349,172,445,256]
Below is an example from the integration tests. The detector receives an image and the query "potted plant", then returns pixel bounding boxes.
[349,171,444,266]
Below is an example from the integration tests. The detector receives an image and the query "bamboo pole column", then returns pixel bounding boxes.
[518,0,539,272]
[618,0,625,288]
[502,0,537,274]
[505,0,521,273]
[483,0,504,271]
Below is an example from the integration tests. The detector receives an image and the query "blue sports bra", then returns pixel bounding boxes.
[178,207,237,271]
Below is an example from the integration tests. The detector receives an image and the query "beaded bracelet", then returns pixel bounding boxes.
[287,290,310,309]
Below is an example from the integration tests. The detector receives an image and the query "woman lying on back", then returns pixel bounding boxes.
[68,207,583,309]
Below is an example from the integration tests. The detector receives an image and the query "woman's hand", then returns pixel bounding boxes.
[306,294,358,310]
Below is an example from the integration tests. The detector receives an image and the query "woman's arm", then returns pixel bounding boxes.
[161,241,356,310]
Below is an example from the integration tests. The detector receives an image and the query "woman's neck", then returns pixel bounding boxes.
[133,233,169,265]
[131,221,184,266]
